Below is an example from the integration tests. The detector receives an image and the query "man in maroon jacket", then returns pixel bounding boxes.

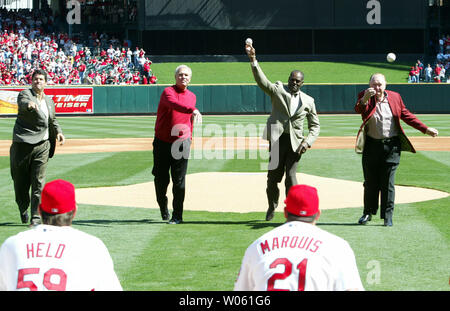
[152,65,202,224]
[354,73,438,226]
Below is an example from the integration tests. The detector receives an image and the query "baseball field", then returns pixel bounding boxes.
[0,112,449,291]
[0,60,448,292]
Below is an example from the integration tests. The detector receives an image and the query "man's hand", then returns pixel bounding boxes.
[426,127,438,137]
[360,88,376,105]
[27,101,39,111]
[245,43,256,62]
[296,142,309,155]
[192,109,202,124]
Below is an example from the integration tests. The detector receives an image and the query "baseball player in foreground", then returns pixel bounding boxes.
[234,184,364,291]
[0,179,122,291]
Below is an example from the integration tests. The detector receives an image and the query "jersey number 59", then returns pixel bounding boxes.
[17,268,67,291]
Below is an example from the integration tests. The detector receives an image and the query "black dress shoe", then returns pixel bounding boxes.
[161,211,170,221]
[383,218,393,227]
[265,207,275,221]
[20,212,29,224]
[162,214,170,221]
[358,214,372,225]
[160,207,170,221]
[168,218,182,225]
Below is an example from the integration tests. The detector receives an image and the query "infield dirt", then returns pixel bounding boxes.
[1,136,448,156]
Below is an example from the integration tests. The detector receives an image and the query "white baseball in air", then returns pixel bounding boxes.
[386,52,396,63]
[245,38,253,46]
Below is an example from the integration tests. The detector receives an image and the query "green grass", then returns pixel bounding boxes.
[151,61,412,84]
[0,115,448,291]
[1,114,448,140]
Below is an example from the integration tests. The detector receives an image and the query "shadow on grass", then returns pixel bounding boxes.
[0,222,27,227]
[71,219,371,228]
[72,218,281,228]
[73,219,161,227]
[317,222,361,226]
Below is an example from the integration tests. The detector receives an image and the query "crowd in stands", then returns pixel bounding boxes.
[0,8,157,86]
[408,34,450,83]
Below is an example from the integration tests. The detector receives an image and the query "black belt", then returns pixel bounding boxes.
[366,136,399,144]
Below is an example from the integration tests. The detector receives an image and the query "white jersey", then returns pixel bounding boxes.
[0,225,122,291]
[234,221,364,291]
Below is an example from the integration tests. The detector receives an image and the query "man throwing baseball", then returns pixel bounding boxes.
[234,184,364,291]
[355,73,439,226]
[152,64,202,224]
[245,40,320,221]
[0,179,122,291]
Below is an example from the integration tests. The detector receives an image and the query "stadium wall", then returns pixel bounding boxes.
[1,84,448,116]
[90,84,450,114]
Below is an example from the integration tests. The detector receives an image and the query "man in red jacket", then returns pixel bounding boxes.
[152,65,202,224]
[354,73,438,226]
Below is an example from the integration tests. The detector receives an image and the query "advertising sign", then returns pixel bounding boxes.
[0,87,94,115]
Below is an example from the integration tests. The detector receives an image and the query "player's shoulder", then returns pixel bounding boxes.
[0,227,35,248]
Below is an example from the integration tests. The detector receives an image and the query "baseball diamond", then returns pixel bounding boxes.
[0,0,449,296]
[0,114,449,292]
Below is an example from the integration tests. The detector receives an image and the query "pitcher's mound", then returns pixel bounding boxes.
[75,172,449,213]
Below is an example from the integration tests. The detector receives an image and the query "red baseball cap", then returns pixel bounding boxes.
[39,179,77,215]
[284,184,320,217]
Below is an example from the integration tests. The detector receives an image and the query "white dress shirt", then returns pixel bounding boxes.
[38,97,49,141]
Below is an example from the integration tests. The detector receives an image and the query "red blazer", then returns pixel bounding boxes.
[354,90,428,153]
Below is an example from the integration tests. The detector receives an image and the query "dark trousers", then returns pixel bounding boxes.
[362,136,401,219]
[266,134,301,210]
[152,137,190,221]
[10,140,50,220]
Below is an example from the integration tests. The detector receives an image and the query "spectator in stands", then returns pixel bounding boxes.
[133,47,140,67]
[424,64,433,83]
[143,59,152,79]
[0,8,156,86]
[434,64,442,83]
[416,60,424,81]
[408,65,419,83]
[78,62,86,82]
[438,64,446,82]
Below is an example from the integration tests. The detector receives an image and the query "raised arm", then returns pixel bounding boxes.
[245,42,276,95]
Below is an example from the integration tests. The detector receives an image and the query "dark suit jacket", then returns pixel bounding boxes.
[354,90,428,153]
[13,88,62,158]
